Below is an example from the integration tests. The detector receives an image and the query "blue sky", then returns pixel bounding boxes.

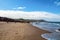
[0,0,60,21]
[0,0,60,13]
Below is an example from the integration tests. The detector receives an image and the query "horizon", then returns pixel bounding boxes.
[0,0,60,21]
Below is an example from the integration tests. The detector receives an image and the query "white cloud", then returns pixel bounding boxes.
[13,6,26,10]
[54,0,60,6]
[0,10,60,21]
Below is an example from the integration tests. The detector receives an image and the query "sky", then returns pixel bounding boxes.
[0,0,60,21]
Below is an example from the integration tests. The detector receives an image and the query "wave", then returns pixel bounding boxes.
[31,22,60,32]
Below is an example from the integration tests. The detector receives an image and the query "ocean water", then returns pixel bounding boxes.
[31,22,60,40]
[31,22,60,32]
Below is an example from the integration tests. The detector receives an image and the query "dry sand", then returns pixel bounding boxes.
[0,22,49,40]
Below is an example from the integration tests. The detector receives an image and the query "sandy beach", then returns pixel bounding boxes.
[0,22,49,40]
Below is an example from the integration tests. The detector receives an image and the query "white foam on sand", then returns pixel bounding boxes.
[41,32,60,40]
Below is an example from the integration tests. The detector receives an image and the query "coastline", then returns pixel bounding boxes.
[0,22,50,40]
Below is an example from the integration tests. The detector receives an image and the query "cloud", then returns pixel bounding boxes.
[54,0,60,6]
[13,6,26,10]
[0,10,60,21]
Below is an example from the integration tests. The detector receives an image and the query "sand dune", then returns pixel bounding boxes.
[0,22,49,40]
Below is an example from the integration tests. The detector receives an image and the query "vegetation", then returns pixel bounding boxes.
[0,16,47,23]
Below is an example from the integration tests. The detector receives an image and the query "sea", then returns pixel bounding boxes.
[31,22,60,40]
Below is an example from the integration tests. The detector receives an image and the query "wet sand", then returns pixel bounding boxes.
[0,22,49,40]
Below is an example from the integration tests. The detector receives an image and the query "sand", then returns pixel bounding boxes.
[0,22,49,40]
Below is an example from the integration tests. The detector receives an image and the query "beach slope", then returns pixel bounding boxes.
[0,22,49,40]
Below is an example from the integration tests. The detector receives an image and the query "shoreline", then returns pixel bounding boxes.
[0,22,50,40]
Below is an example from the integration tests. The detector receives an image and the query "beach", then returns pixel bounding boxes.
[0,22,49,40]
